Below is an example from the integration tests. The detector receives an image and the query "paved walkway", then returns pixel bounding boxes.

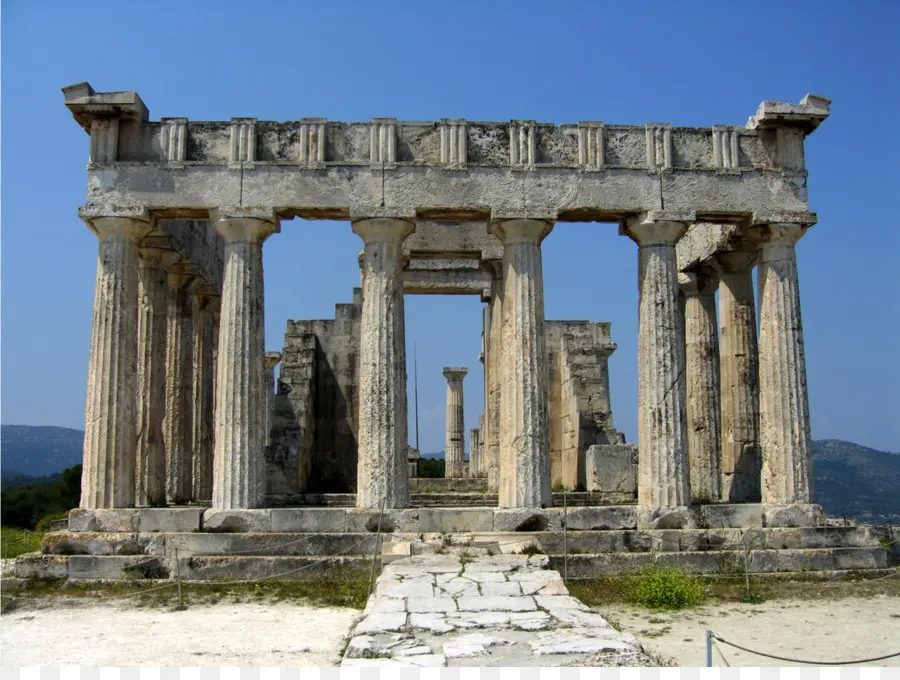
[341,554,651,667]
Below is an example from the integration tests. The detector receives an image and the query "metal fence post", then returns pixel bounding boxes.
[563,487,568,585]
[706,630,713,667]
[174,547,184,609]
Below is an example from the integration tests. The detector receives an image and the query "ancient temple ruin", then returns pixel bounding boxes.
[63,81,833,528]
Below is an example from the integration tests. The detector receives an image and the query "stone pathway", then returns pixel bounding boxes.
[341,554,651,667]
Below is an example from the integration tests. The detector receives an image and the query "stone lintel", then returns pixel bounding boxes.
[349,206,418,222]
[747,94,831,134]
[63,82,149,133]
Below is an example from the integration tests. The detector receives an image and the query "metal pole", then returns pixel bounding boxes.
[706,630,713,667]
[414,343,420,455]
[563,487,568,585]
[367,499,387,598]
[174,547,184,609]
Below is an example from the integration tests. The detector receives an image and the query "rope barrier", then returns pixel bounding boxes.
[710,632,900,666]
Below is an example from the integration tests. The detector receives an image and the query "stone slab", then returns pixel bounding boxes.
[202,509,272,532]
[407,597,458,613]
[457,596,537,612]
[699,504,763,529]
[13,554,69,580]
[762,504,825,528]
[270,508,348,532]
[563,506,637,530]
[68,555,168,580]
[419,508,494,533]
[493,509,561,532]
[68,509,138,532]
[346,509,419,533]
[585,445,637,495]
[354,613,408,635]
[138,508,202,533]
[636,506,695,530]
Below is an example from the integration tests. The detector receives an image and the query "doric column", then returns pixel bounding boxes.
[488,218,553,508]
[469,427,481,477]
[211,207,278,510]
[352,216,414,509]
[163,270,195,505]
[484,261,503,492]
[443,367,468,478]
[190,289,215,503]
[264,351,282,448]
[679,268,723,502]
[135,244,179,507]
[753,223,813,503]
[713,250,761,502]
[623,215,690,509]
[79,209,152,509]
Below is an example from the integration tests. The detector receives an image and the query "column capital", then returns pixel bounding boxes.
[710,248,758,274]
[622,212,690,246]
[80,206,152,242]
[137,245,181,270]
[351,216,415,244]
[678,268,718,297]
[442,366,469,383]
[748,222,809,253]
[210,206,279,244]
[79,204,150,224]
[488,218,553,245]
[265,351,283,370]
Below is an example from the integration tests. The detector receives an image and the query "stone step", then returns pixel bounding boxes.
[553,547,888,576]
[180,555,371,581]
[14,554,170,581]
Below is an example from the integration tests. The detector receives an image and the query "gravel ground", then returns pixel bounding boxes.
[600,595,900,667]
[1,599,361,666]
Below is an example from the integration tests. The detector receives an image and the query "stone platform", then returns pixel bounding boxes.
[269,491,635,507]
[342,554,649,667]
[11,504,890,582]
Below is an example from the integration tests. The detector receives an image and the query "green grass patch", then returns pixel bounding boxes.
[1,527,42,559]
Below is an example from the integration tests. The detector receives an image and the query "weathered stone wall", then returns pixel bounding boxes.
[546,322,626,491]
[269,289,362,495]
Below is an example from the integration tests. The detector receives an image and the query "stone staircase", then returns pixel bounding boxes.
[11,505,891,583]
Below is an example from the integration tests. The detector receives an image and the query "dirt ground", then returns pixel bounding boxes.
[601,595,900,667]
[1,600,361,666]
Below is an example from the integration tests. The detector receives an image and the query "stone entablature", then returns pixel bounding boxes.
[66,83,827,221]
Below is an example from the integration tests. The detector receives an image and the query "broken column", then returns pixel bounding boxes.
[469,427,481,477]
[754,223,814,504]
[488,218,553,508]
[352,216,414,509]
[624,214,690,514]
[79,209,152,509]
[210,207,278,510]
[679,268,723,502]
[164,270,195,505]
[264,351,282,448]
[135,244,178,507]
[443,367,468,478]
[713,250,761,502]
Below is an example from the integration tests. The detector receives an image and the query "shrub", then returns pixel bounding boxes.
[624,566,705,610]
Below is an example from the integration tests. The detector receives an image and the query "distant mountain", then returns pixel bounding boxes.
[1,426,897,521]
[811,439,900,522]
[1,425,83,479]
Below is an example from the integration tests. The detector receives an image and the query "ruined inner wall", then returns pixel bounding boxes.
[269,289,362,496]
[546,321,626,490]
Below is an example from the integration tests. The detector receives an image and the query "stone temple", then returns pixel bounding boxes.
[14,83,890,585]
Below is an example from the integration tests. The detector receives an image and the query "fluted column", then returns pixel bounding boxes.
[443,367,468,478]
[679,268,722,502]
[484,261,503,492]
[211,208,278,510]
[624,216,690,509]
[80,211,152,509]
[264,351,282,448]
[469,428,481,477]
[352,217,414,509]
[488,218,553,508]
[713,251,761,502]
[754,223,813,503]
[190,289,215,503]
[163,271,195,505]
[135,245,179,507]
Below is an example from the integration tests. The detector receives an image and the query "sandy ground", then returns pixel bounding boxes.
[601,595,900,667]
[1,600,361,666]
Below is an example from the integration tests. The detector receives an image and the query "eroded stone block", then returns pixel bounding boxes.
[585,445,637,494]
[138,508,202,532]
[68,509,138,532]
[699,504,763,529]
[564,506,636,530]
[762,504,825,528]
[270,508,348,532]
[202,509,272,532]
[347,509,419,533]
[419,508,493,533]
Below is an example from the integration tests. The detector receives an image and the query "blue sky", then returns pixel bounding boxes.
[2,0,898,454]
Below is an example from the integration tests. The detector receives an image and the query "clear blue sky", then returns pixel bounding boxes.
[2,1,898,455]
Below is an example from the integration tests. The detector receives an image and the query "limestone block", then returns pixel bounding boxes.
[379,581,434,599]
[202,509,272,532]
[68,555,168,580]
[762,503,824,528]
[636,506,695,530]
[832,548,886,570]
[68,509,138,533]
[774,549,834,572]
[407,597,457,613]
[699,504,763,529]
[585,445,637,495]
[564,506,637,531]
[747,549,778,573]
[14,554,69,580]
[409,614,454,634]
[138,508,202,533]
[346,509,419,533]
[41,531,141,557]
[354,613,408,635]
[419,508,493,533]
[492,509,561,532]
[270,508,349,533]
[479,582,522,596]
[457,595,537,612]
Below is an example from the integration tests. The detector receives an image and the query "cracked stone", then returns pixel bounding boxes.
[354,612,408,635]
[380,582,434,599]
[463,571,507,582]
[407,597,457,614]
[534,595,588,611]
[458,596,537,612]
[479,582,523,596]
[409,613,455,634]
